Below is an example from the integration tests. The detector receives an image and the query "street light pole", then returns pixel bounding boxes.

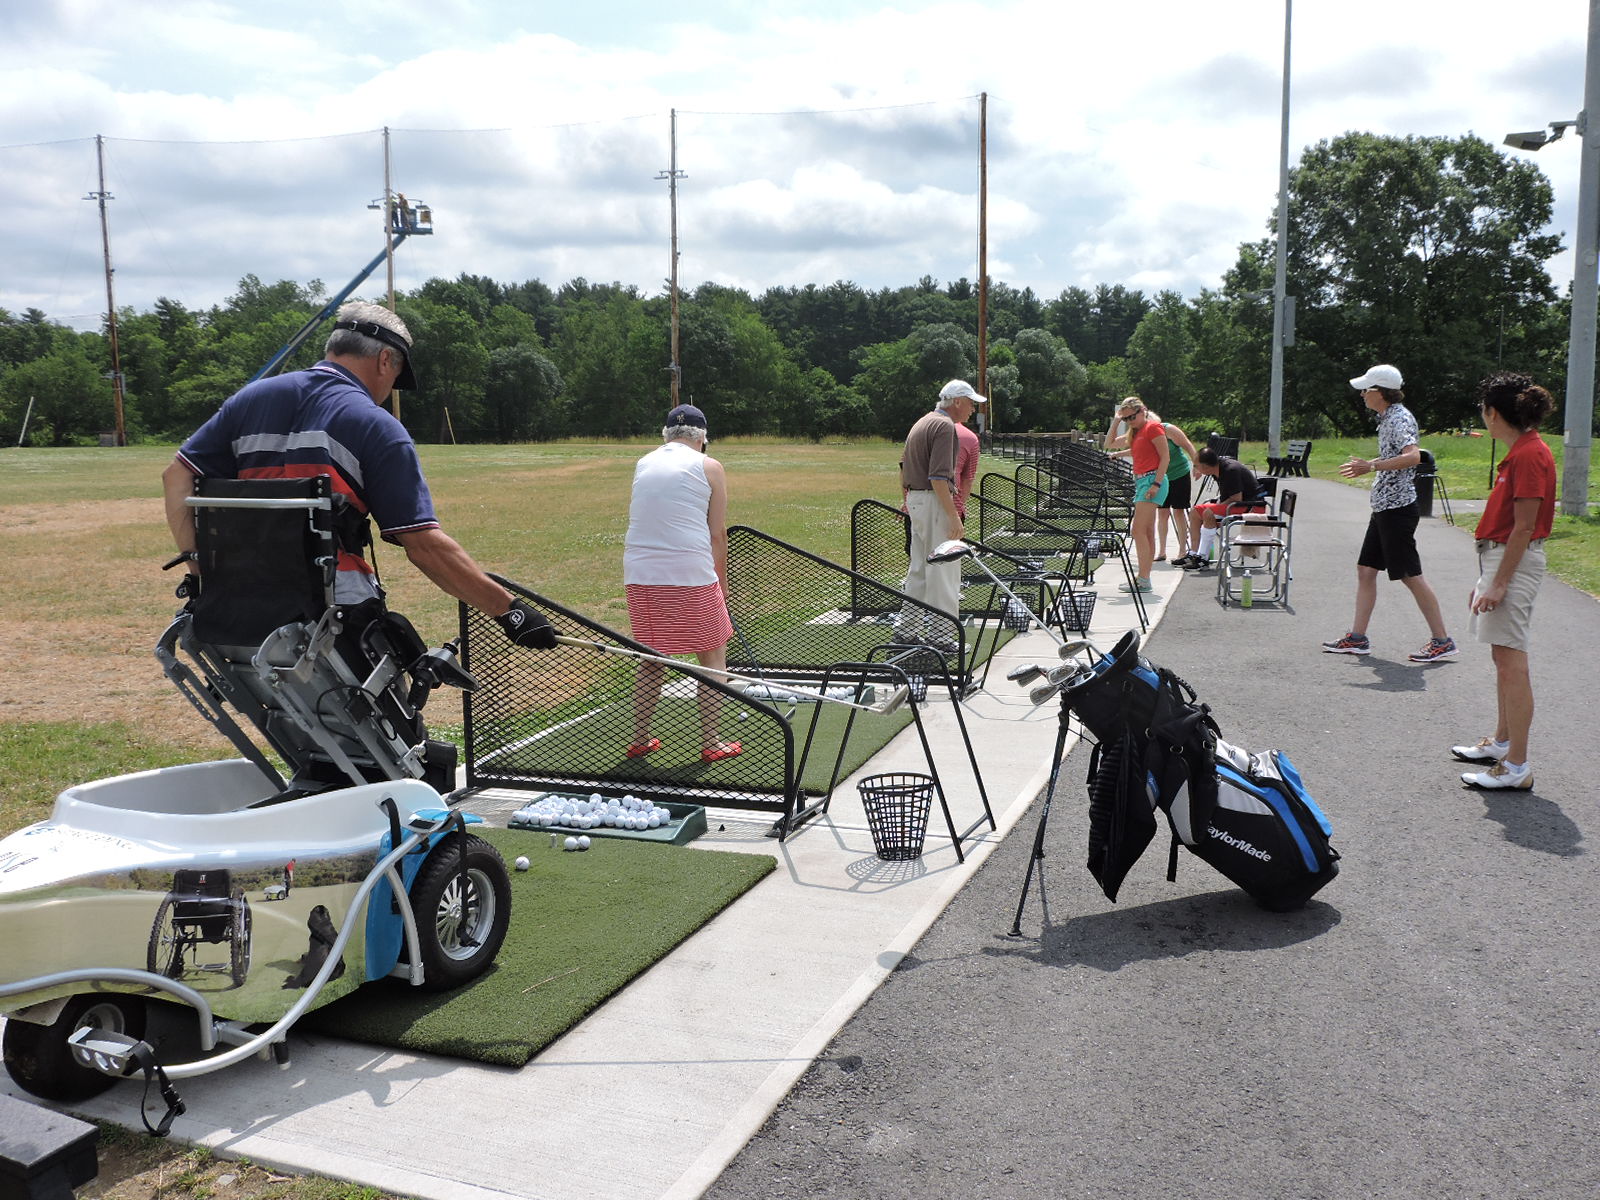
[1564,0,1600,517]
[1268,0,1292,462]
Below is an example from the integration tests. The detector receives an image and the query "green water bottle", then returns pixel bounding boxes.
[1241,569,1254,608]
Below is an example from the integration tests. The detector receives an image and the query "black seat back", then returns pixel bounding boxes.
[190,476,339,649]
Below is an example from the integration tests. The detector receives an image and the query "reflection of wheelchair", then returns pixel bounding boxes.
[146,869,252,988]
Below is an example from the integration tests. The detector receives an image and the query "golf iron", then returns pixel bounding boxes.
[552,635,912,716]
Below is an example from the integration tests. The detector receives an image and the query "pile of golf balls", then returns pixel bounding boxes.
[511,793,674,832]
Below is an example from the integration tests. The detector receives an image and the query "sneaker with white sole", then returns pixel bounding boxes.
[1451,736,1510,764]
[1321,632,1370,655]
[1409,637,1459,663]
[1117,577,1153,594]
[1461,759,1533,790]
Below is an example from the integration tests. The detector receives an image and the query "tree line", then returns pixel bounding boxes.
[0,132,1583,448]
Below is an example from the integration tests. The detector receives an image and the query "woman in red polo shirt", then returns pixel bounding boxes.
[1452,372,1556,791]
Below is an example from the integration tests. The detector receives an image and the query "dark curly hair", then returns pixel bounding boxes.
[1477,371,1555,433]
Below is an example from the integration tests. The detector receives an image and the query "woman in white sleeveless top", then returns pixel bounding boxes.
[623,404,741,762]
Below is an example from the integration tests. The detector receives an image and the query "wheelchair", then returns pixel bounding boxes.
[163,474,478,796]
[146,868,252,988]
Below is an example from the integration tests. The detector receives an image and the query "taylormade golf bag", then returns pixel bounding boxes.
[1065,631,1339,911]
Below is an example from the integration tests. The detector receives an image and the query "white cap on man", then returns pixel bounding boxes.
[939,379,988,404]
[1350,364,1403,390]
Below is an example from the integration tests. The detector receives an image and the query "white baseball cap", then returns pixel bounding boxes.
[939,379,988,404]
[1350,364,1403,390]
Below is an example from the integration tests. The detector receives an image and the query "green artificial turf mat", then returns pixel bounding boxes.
[301,828,775,1065]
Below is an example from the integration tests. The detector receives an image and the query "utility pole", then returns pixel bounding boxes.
[381,126,401,421]
[1268,0,1292,462]
[86,134,126,446]
[977,92,989,435]
[656,109,686,406]
[1562,0,1600,517]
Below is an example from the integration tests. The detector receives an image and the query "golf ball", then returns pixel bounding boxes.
[738,711,748,721]
[564,836,579,851]
[514,856,530,871]
[577,836,592,850]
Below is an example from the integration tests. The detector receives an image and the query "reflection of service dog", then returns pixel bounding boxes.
[282,905,346,989]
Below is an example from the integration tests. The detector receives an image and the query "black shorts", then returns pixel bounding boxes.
[1159,473,1192,509]
[1358,503,1423,580]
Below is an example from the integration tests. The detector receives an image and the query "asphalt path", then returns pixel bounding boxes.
[707,476,1599,1200]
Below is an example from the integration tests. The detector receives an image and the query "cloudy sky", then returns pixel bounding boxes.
[1,0,1590,330]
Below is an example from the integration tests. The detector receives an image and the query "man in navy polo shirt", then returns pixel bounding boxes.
[162,301,555,649]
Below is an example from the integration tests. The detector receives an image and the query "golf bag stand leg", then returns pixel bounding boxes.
[1008,696,1075,936]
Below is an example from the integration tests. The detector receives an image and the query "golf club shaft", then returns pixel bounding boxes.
[552,635,910,715]
[955,546,1066,648]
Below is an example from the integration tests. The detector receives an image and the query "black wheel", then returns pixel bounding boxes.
[230,889,253,988]
[2,994,146,1102]
[408,833,510,991]
[146,895,185,979]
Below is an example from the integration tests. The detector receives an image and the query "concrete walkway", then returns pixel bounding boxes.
[3,542,1171,1198]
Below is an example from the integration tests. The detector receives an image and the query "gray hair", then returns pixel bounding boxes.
[325,301,412,360]
[935,396,957,412]
[663,424,708,444]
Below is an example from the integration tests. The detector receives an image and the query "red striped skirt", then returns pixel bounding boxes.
[626,582,734,655]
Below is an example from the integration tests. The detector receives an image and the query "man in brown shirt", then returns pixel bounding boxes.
[896,380,985,647]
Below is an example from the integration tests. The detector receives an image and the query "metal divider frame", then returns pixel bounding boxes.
[790,655,994,863]
[969,486,1147,633]
[459,578,806,836]
[725,524,975,698]
[849,497,1057,629]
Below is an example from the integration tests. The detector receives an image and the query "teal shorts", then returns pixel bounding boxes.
[1134,471,1169,506]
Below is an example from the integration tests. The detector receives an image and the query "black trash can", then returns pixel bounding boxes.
[1416,449,1437,518]
[858,772,935,861]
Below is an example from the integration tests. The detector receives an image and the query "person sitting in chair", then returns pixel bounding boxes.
[1176,448,1267,570]
[162,301,555,649]
[161,302,557,786]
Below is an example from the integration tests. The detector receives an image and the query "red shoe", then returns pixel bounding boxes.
[701,742,742,763]
[626,738,662,758]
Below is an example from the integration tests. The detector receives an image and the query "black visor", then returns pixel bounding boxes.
[334,319,418,390]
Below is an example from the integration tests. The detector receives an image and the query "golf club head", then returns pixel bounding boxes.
[1028,679,1066,706]
[877,685,913,715]
[1045,662,1085,685]
[1056,637,1099,661]
[927,538,973,564]
[1006,663,1046,685]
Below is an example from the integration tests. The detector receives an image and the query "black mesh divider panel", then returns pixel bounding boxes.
[848,499,910,618]
[190,475,337,647]
[850,497,1072,626]
[726,524,1015,695]
[461,580,797,821]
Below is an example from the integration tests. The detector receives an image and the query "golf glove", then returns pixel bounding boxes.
[496,598,556,649]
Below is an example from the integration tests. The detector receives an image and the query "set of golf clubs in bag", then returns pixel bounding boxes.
[921,539,1341,925]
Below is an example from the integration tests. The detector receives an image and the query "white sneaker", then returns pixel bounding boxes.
[1461,760,1533,790]
[1451,736,1509,764]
